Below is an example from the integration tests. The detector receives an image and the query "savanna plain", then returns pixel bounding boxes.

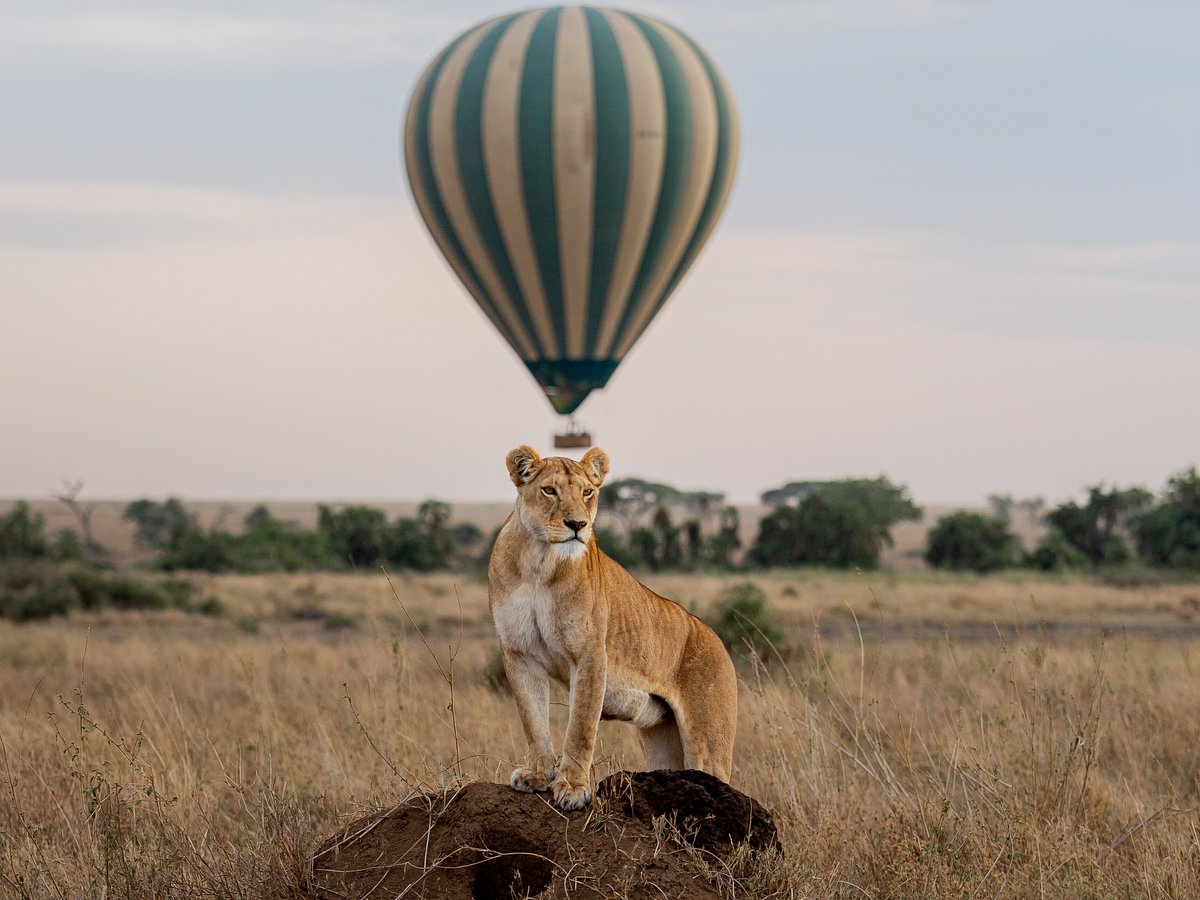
[3,565,1199,899]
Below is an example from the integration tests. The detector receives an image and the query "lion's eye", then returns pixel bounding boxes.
[541,486,556,497]
[583,489,594,499]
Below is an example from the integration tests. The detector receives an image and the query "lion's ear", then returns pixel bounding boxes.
[506,445,543,486]
[580,447,610,487]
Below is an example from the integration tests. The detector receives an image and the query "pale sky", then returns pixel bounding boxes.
[2,1,1197,506]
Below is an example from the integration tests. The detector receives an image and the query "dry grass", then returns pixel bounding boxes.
[2,571,1198,898]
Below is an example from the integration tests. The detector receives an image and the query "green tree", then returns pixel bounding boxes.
[1135,467,1200,570]
[0,502,49,559]
[317,505,389,568]
[751,494,878,569]
[631,527,659,570]
[594,527,638,568]
[707,506,742,569]
[449,522,485,564]
[600,478,683,536]
[1027,527,1089,572]
[1046,485,1153,565]
[418,500,452,565]
[652,506,682,569]
[925,511,1017,573]
[760,476,921,548]
[123,498,194,548]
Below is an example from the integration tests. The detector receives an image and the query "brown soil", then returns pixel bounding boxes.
[309,772,777,899]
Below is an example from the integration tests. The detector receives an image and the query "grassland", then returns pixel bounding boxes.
[2,569,1198,897]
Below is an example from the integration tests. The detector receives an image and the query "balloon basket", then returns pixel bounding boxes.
[553,419,592,450]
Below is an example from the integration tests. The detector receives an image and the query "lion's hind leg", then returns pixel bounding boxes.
[639,721,685,771]
[675,648,738,781]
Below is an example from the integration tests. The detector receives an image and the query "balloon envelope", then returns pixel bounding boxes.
[404,6,738,414]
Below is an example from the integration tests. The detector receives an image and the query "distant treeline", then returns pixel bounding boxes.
[925,468,1200,575]
[2,466,1198,586]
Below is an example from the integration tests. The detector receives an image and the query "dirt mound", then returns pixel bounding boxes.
[309,772,777,899]
[597,770,779,856]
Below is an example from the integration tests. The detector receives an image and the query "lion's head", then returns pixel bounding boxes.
[506,445,610,550]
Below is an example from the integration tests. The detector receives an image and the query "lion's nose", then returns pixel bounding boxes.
[565,519,588,533]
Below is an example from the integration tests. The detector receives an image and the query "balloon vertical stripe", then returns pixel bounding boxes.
[482,9,560,359]
[612,15,719,361]
[404,5,738,414]
[591,9,665,358]
[581,8,629,354]
[405,32,526,357]
[653,35,740,321]
[430,24,539,360]
[454,16,547,360]
[519,9,567,359]
[553,7,597,360]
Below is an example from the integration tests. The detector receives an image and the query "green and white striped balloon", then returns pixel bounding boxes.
[404,6,739,415]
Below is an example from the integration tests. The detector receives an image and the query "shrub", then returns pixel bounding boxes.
[0,577,75,621]
[751,495,879,569]
[51,529,88,562]
[123,498,194,548]
[709,581,783,664]
[1046,485,1152,566]
[594,527,639,569]
[1027,528,1089,572]
[156,527,240,572]
[0,502,50,560]
[760,477,921,548]
[1,563,206,621]
[479,647,510,693]
[1135,467,1200,570]
[925,512,1017,573]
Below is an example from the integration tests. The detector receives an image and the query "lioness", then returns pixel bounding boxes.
[488,445,738,811]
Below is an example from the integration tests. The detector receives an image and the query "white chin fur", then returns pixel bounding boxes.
[551,540,588,561]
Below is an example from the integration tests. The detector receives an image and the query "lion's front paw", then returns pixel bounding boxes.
[510,765,555,794]
[551,774,592,811]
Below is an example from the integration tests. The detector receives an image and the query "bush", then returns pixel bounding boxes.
[0,502,49,560]
[1135,467,1200,570]
[123,498,194,548]
[751,495,879,569]
[709,581,783,664]
[1046,485,1151,566]
[594,527,639,569]
[0,575,75,621]
[479,647,510,693]
[0,562,205,622]
[925,512,1017,573]
[760,477,921,548]
[1027,528,1089,572]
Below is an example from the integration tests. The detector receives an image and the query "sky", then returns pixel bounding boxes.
[1,1,1197,506]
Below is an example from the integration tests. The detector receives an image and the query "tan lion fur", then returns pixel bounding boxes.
[488,445,738,811]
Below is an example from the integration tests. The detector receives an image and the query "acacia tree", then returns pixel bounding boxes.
[759,476,921,549]
[751,494,878,569]
[708,506,742,569]
[51,479,105,558]
[599,478,683,536]
[1135,467,1200,569]
[1046,485,1153,565]
[123,498,194,549]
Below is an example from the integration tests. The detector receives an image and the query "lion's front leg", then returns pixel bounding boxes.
[503,650,556,793]
[553,651,607,810]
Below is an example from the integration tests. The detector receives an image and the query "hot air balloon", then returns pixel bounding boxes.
[403,6,738,447]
